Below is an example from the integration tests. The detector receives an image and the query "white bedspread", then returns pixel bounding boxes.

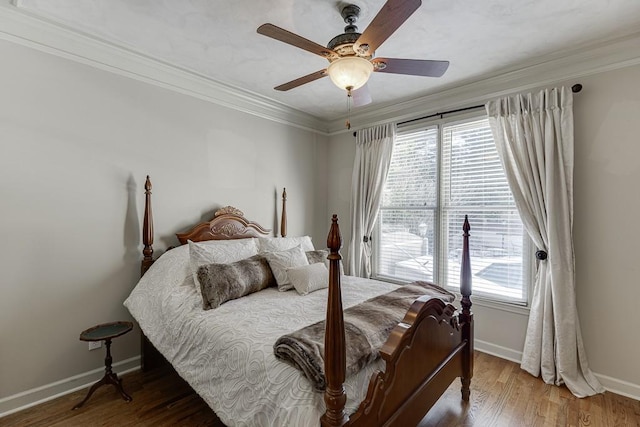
[124,244,400,426]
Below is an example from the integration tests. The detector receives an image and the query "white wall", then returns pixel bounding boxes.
[573,65,640,389]
[0,39,328,403]
[327,64,640,397]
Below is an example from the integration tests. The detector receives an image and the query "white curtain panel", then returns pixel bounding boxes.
[348,123,395,278]
[485,87,604,397]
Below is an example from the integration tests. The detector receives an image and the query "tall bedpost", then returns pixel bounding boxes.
[321,215,348,427]
[459,215,474,401]
[281,188,287,237]
[141,176,154,276]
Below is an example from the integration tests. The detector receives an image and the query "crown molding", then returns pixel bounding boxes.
[326,31,640,134]
[0,3,329,134]
[3,1,640,137]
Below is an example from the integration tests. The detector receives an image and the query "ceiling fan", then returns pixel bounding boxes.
[257,0,449,107]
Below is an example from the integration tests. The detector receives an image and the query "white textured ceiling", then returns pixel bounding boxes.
[15,0,640,121]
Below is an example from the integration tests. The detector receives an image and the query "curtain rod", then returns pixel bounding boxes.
[394,83,583,128]
[397,104,484,126]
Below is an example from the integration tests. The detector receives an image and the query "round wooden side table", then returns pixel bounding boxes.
[72,321,134,410]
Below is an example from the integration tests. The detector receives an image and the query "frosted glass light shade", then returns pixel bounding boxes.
[327,56,373,91]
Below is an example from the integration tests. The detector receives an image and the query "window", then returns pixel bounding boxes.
[376,116,529,304]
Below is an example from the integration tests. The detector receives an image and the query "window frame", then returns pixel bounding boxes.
[372,112,534,306]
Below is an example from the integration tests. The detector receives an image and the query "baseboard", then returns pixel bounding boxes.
[594,373,640,401]
[0,356,140,418]
[475,339,523,364]
[474,340,640,401]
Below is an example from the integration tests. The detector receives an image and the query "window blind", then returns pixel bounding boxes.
[378,127,437,282]
[376,117,527,303]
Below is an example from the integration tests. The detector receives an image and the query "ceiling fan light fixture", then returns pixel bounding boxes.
[327,56,373,91]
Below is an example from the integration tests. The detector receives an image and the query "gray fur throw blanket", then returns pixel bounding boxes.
[273,281,455,391]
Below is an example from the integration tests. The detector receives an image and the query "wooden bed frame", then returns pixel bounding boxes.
[139,176,473,426]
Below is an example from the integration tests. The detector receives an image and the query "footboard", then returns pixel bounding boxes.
[349,297,471,426]
[322,216,473,427]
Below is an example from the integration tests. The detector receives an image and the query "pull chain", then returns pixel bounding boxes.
[345,87,353,130]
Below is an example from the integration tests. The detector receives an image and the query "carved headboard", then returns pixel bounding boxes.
[176,206,271,245]
[141,175,288,275]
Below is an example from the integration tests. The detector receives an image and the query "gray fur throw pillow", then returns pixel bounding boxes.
[197,255,276,310]
[306,250,344,275]
[305,249,329,265]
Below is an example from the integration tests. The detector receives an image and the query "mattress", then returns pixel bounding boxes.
[124,244,400,426]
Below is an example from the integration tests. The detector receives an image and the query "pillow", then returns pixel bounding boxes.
[306,249,345,275]
[197,255,276,310]
[263,244,310,291]
[258,236,315,254]
[188,239,259,296]
[287,262,329,295]
[305,249,329,265]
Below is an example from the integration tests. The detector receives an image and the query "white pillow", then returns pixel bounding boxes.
[263,244,309,291]
[137,244,192,288]
[258,236,315,254]
[287,262,329,295]
[188,239,259,296]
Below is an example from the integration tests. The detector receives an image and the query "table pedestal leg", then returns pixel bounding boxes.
[72,338,132,410]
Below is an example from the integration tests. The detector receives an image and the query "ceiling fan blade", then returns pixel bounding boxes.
[258,24,337,60]
[352,84,372,107]
[274,69,327,91]
[372,58,449,77]
[354,0,422,54]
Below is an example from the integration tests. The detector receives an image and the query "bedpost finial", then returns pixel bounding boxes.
[327,214,342,252]
[323,213,347,426]
[460,215,472,308]
[281,188,288,238]
[142,175,154,275]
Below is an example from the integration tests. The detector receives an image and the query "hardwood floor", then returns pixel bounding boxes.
[418,353,640,427]
[2,367,222,427]
[3,352,639,426]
